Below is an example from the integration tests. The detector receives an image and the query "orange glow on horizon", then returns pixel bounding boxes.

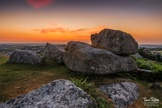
[0,26,110,43]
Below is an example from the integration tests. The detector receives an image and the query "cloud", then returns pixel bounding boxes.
[70,29,87,33]
[41,28,67,34]
[26,0,53,9]
[30,26,109,34]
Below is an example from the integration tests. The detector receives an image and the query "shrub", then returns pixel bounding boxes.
[138,48,156,60]
[139,62,152,70]
[128,55,162,82]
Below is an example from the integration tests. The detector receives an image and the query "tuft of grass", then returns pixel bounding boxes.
[71,77,113,108]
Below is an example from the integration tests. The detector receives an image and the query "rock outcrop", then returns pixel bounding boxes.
[43,43,65,63]
[8,50,44,65]
[91,29,138,55]
[0,79,95,108]
[63,41,137,75]
[98,81,140,108]
[143,49,151,54]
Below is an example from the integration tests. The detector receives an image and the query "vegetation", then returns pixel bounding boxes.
[71,77,113,108]
[138,48,157,60]
[125,55,162,82]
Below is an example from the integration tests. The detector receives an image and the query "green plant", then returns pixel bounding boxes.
[71,77,112,108]
[128,55,162,82]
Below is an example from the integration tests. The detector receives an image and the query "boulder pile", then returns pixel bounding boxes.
[63,29,138,74]
[7,29,138,74]
[63,41,137,74]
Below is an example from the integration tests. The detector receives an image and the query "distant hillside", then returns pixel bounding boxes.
[139,44,162,48]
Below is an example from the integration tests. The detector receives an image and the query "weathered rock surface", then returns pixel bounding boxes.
[150,82,162,90]
[43,43,65,63]
[8,50,44,65]
[97,82,140,108]
[63,41,137,75]
[91,29,138,55]
[0,79,95,108]
[134,52,143,59]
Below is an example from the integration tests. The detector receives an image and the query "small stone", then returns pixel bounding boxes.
[134,52,143,59]
[150,82,162,90]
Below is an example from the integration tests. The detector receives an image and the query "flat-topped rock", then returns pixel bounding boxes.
[0,79,95,108]
[43,43,65,63]
[8,50,44,65]
[98,82,140,108]
[63,41,137,75]
[91,29,138,55]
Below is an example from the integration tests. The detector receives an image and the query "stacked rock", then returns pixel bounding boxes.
[63,29,138,75]
[91,29,138,55]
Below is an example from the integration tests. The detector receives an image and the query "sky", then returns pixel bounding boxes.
[0,0,162,44]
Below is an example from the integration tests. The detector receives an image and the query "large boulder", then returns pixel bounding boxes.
[0,79,95,108]
[91,29,138,55]
[8,50,44,65]
[98,82,140,108]
[63,41,137,75]
[43,43,65,63]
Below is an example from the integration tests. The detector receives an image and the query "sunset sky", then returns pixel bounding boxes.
[0,0,162,44]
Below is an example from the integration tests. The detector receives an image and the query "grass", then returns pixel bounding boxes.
[0,56,74,102]
[129,55,162,82]
[0,55,162,108]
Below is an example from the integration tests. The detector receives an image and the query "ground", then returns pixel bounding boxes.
[0,55,162,108]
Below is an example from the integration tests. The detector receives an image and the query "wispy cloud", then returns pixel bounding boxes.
[30,26,109,35]
[26,0,53,9]
[41,28,67,34]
